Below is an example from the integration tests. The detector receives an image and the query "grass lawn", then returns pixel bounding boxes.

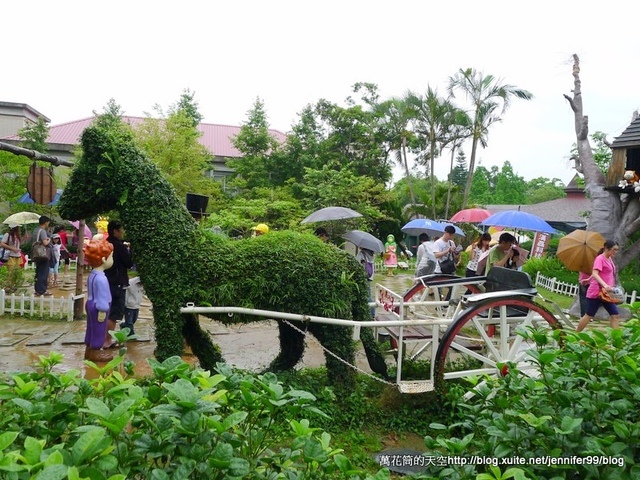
[535,284,575,310]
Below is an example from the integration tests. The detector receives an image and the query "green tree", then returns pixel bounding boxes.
[570,130,612,176]
[406,87,458,218]
[18,117,49,152]
[270,105,324,189]
[492,161,527,204]
[526,177,566,204]
[440,110,471,217]
[204,187,306,236]
[374,97,418,205]
[469,166,492,205]
[448,68,533,207]
[0,117,49,203]
[228,97,280,190]
[0,152,31,201]
[300,165,388,224]
[312,84,392,185]
[176,88,203,127]
[133,100,221,203]
[449,149,468,188]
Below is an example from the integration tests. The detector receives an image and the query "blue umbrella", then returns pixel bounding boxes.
[18,189,62,206]
[480,210,555,234]
[439,222,466,237]
[401,218,445,237]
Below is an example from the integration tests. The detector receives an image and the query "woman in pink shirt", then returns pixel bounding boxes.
[576,240,620,331]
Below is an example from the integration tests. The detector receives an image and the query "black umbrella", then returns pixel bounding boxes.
[340,230,384,253]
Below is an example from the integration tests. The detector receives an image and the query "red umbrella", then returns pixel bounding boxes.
[450,208,492,223]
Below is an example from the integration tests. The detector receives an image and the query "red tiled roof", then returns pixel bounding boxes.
[3,116,287,159]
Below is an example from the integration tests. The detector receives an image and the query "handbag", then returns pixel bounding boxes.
[439,257,456,274]
[31,230,50,263]
[599,286,626,304]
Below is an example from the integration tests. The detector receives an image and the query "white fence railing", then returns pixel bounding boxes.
[22,255,78,271]
[534,272,637,304]
[0,289,84,322]
[374,259,415,272]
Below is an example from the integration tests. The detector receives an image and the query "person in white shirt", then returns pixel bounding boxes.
[121,276,144,337]
[415,233,437,277]
[433,226,459,274]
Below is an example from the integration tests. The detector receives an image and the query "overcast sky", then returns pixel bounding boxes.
[4,1,639,185]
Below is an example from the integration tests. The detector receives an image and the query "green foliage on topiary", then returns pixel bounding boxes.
[58,111,388,390]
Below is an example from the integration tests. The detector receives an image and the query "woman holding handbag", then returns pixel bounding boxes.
[1,224,22,268]
[32,216,52,296]
[576,240,621,332]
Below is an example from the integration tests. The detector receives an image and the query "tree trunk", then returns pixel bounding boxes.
[564,54,640,268]
[429,129,437,218]
[402,137,417,206]
[445,145,456,219]
[462,134,479,208]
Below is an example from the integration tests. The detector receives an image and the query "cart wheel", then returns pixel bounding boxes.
[434,296,561,394]
[388,276,483,361]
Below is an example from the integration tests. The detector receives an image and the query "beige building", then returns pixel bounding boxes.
[0,101,49,139]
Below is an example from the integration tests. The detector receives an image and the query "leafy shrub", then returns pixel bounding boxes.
[416,321,640,479]
[522,255,575,284]
[0,265,28,294]
[0,354,390,479]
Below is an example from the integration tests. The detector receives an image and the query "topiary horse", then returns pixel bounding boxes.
[58,114,388,389]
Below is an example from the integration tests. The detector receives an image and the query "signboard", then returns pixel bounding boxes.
[532,232,550,258]
[27,163,56,205]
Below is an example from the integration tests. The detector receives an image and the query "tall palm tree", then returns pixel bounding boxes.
[405,87,458,218]
[440,111,471,218]
[448,68,533,208]
[374,98,417,205]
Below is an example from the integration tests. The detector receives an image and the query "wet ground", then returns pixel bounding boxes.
[0,269,417,377]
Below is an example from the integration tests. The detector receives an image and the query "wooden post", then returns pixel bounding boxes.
[73,220,87,319]
[0,141,74,167]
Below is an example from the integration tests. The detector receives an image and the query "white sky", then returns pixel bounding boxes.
[3,1,639,185]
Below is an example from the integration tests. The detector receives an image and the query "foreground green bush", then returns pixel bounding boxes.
[417,319,640,479]
[0,354,389,479]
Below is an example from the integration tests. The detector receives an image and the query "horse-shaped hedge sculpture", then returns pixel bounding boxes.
[58,114,388,388]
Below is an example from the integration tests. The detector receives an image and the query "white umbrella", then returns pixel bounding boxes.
[340,230,385,253]
[301,206,362,224]
[3,211,41,225]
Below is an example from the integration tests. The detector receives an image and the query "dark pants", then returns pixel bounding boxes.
[108,285,126,322]
[34,260,49,294]
[579,284,588,317]
[122,308,139,335]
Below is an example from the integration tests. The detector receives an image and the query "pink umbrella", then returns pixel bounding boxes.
[450,208,492,223]
[69,221,93,240]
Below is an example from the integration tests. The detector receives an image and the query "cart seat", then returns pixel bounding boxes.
[486,266,535,292]
[462,267,537,319]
